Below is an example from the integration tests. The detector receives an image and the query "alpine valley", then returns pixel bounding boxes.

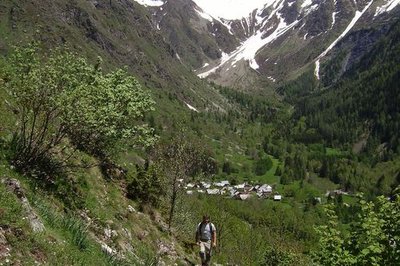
[0,0,399,265]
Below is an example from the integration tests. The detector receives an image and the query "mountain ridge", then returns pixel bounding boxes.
[136,0,400,89]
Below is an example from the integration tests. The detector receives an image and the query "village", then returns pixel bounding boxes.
[180,179,353,203]
[180,180,283,201]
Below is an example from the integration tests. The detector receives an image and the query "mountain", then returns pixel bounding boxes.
[0,0,231,115]
[136,0,400,90]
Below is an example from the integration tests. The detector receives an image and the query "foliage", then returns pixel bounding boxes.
[254,156,273,176]
[314,193,400,265]
[260,246,302,266]
[294,20,400,156]
[152,132,216,229]
[127,164,164,208]
[175,194,318,265]
[3,43,155,177]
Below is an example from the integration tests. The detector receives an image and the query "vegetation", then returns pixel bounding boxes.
[314,193,400,265]
[4,44,156,179]
[0,3,399,265]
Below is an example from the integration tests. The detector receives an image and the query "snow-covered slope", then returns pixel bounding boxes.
[132,0,400,89]
[314,0,375,79]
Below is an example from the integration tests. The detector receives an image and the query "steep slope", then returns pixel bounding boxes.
[0,0,229,114]
[295,18,400,157]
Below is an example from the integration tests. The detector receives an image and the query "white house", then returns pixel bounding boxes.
[201,182,211,189]
[234,183,246,190]
[274,195,282,201]
[186,183,195,189]
[258,184,272,194]
[206,189,220,195]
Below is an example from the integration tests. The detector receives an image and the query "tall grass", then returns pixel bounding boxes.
[33,197,89,250]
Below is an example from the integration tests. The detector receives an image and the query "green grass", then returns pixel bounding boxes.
[308,175,338,193]
[326,147,345,156]
[253,155,281,184]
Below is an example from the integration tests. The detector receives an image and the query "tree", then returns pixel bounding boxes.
[127,164,164,208]
[5,44,155,176]
[153,133,214,230]
[254,156,273,176]
[314,193,400,265]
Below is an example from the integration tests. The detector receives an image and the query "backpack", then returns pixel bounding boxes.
[197,222,213,239]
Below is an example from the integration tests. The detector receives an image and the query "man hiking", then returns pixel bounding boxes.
[195,214,217,266]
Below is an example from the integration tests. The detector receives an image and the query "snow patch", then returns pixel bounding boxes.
[375,0,400,16]
[198,11,299,78]
[331,11,339,29]
[314,60,320,80]
[185,102,199,112]
[133,0,164,7]
[301,0,313,8]
[314,0,374,79]
[249,59,260,70]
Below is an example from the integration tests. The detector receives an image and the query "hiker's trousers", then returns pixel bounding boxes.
[199,240,212,265]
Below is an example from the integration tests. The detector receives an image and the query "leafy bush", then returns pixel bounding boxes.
[4,43,155,176]
[127,164,164,208]
[254,156,273,176]
[313,193,400,265]
[260,246,299,266]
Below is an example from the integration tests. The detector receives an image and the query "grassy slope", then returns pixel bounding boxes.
[0,55,197,264]
[0,153,199,265]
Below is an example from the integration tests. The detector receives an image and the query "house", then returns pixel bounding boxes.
[206,189,220,195]
[234,183,246,191]
[201,182,211,189]
[220,180,230,186]
[235,193,251,200]
[214,180,230,187]
[186,190,194,195]
[186,183,195,189]
[258,184,272,194]
[274,195,282,201]
[326,189,349,198]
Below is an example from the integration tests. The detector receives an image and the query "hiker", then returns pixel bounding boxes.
[195,214,217,266]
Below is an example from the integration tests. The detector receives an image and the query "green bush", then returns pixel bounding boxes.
[4,43,156,176]
[127,164,164,208]
[254,156,273,176]
[313,193,400,265]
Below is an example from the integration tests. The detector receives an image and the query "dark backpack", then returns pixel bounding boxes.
[197,222,213,239]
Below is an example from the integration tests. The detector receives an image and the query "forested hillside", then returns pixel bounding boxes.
[296,19,400,158]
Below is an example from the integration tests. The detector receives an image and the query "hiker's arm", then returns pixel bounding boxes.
[212,231,217,247]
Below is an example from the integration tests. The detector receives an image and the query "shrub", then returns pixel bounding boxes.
[4,43,155,177]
